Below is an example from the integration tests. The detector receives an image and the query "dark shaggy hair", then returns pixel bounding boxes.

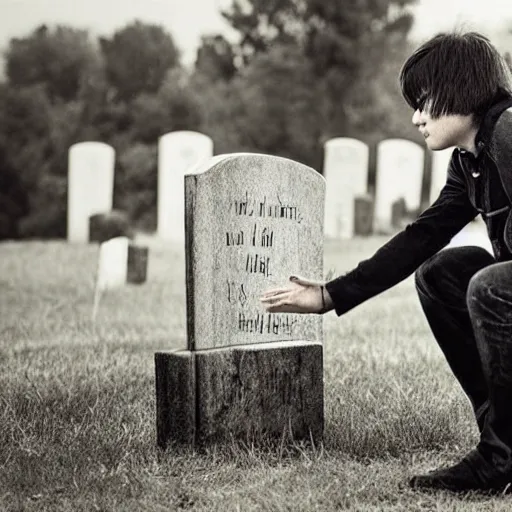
[400,32,512,120]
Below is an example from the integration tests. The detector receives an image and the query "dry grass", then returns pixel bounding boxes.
[0,237,509,511]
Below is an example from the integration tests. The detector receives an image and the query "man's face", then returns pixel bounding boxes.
[412,102,475,151]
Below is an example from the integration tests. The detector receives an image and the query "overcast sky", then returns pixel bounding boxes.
[0,0,511,65]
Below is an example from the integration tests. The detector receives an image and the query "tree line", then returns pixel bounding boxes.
[0,0,427,239]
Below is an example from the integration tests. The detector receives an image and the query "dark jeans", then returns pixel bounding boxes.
[416,246,512,477]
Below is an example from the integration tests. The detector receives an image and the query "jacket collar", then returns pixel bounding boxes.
[473,94,512,157]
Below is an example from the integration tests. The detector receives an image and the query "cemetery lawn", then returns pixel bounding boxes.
[1,238,510,512]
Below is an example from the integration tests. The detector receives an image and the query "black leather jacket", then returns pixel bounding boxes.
[326,95,512,316]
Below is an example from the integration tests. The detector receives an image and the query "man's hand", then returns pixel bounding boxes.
[259,275,333,314]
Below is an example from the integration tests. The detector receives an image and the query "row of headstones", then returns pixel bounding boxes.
[326,138,491,252]
[323,137,453,238]
[67,133,452,244]
[67,131,213,243]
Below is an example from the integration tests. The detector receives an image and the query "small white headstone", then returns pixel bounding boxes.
[67,142,115,243]
[96,236,129,290]
[157,131,214,242]
[323,138,369,239]
[374,139,424,232]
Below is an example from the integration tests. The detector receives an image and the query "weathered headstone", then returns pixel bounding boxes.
[68,142,115,243]
[155,153,325,447]
[157,131,214,242]
[374,139,424,233]
[430,148,454,204]
[354,194,374,236]
[95,238,149,289]
[323,138,369,239]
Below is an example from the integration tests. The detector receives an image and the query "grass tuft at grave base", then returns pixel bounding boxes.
[0,238,509,511]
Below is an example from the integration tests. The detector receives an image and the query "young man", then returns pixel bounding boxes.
[260,32,512,494]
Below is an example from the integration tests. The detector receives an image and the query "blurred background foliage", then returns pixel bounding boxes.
[0,0,493,239]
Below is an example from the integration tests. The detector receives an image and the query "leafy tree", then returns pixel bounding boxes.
[195,35,237,82]
[222,0,307,64]
[115,143,158,230]
[6,25,101,103]
[220,0,419,148]
[0,143,28,239]
[100,21,180,101]
[193,42,322,167]
[0,83,73,237]
[130,69,203,144]
[0,84,52,187]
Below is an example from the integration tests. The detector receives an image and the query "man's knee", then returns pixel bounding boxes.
[415,246,493,297]
[415,250,448,294]
[467,262,512,307]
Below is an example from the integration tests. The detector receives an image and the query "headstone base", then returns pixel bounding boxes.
[155,341,324,448]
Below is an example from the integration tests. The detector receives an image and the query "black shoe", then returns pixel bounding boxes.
[409,450,512,494]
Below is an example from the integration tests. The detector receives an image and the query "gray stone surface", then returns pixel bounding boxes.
[155,341,323,447]
[155,350,196,448]
[185,153,325,350]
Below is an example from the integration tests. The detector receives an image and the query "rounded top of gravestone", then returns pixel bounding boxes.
[324,137,368,149]
[69,141,115,154]
[187,153,323,182]
[377,138,422,150]
[158,131,214,143]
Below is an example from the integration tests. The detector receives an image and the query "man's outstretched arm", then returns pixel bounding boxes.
[261,160,477,316]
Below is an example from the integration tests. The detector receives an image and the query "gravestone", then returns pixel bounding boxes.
[391,197,407,229]
[430,148,454,204]
[68,142,115,243]
[354,195,374,236]
[374,139,424,233]
[96,236,129,290]
[89,210,133,244]
[323,138,369,239]
[155,153,325,447]
[157,131,214,242]
[96,237,149,289]
[127,244,149,284]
